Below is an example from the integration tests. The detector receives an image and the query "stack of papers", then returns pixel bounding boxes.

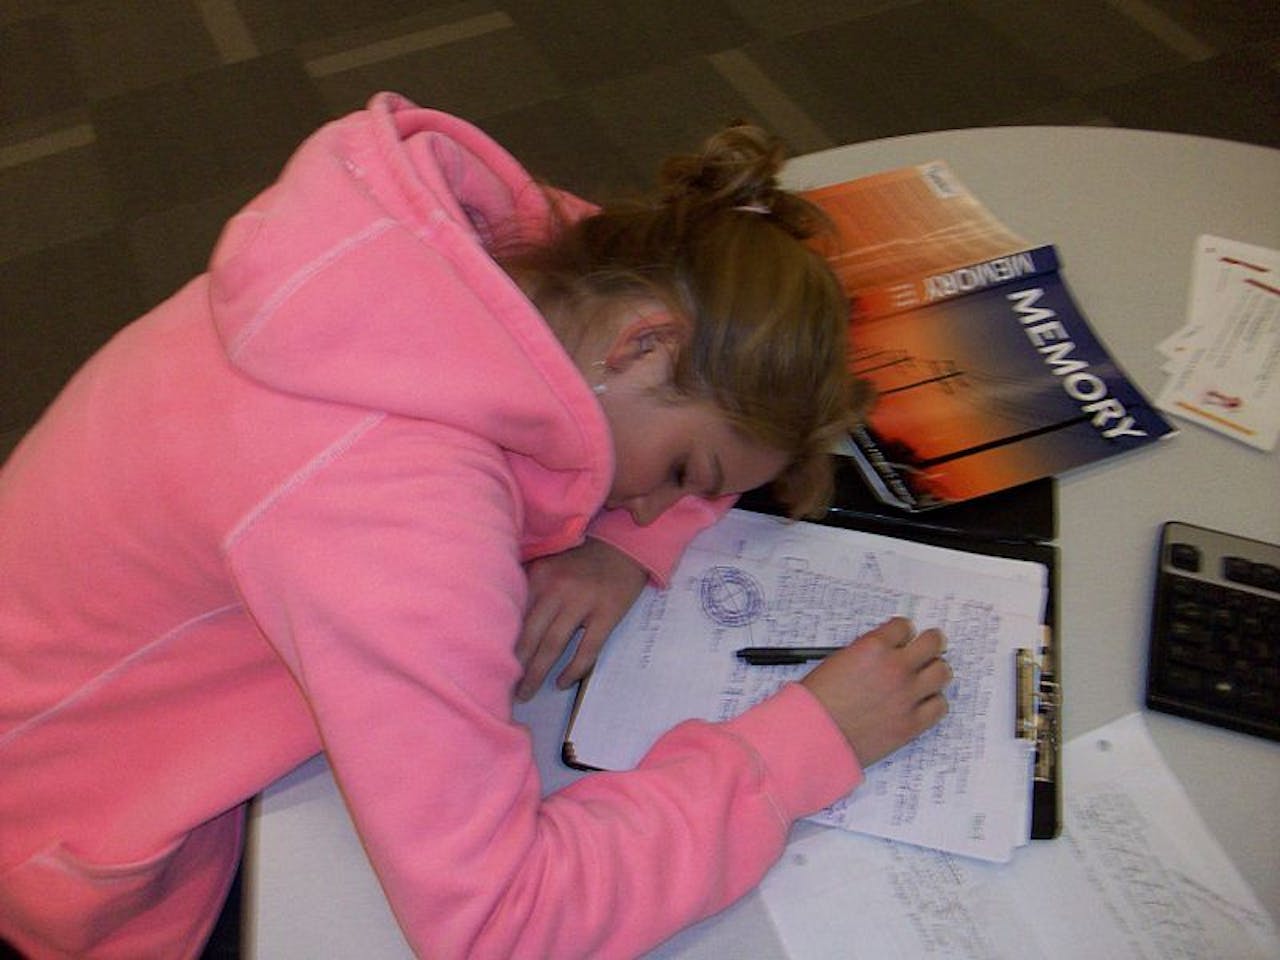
[759,713,1280,960]
[1155,235,1280,451]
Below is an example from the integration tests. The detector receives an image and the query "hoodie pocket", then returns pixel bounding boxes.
[0,833,189,957]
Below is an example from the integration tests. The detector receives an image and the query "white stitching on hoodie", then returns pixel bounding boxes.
[0,603,244,750]
[223,411,386,551]
[227,218,398,361]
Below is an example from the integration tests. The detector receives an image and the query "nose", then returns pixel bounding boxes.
[626,487,684,526]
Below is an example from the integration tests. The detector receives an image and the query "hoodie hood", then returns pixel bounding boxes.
[207,93,612,550]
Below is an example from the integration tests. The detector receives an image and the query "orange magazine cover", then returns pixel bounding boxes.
[805,162,1175,511]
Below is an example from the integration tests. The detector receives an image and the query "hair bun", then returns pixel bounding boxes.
[658,123,786,210]
[656,123,828,242]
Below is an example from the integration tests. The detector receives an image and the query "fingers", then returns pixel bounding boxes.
[901,625,951,703]
[869,616,914,647]
[910,688,950,737]
[862,619,947,667]
[915,654,953,700]
[877,642,952,748]
[517,609,585,699]
[517,540,648,700]
[867,619,952,719]
[906,626,947,666]
[516,595,584,700]
[905,628,951,737]
[556,621,610,690]
[802,617,953,767]
[518,600,616,700]
[515,597,558,667]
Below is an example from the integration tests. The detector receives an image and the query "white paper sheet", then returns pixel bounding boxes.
[566,510,1046,862]
[759,712,1279,960]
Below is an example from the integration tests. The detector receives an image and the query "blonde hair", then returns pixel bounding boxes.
[502,124,870,518]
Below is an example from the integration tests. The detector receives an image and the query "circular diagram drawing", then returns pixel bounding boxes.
[699,566,765,627]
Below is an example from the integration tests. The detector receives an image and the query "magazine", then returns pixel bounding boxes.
[805,162,1176,511]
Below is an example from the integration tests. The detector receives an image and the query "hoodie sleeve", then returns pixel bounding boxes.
[587,494,736,586]
[226,417,860,960]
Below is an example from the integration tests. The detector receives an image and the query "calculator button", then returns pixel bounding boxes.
[1173,600,1207,622]
[1241,687,1276,716]
[1223,556,1253,584]
[1159,663,1203,696]
[1207,677,1239,707]
[1256,564,1280,593]
[1169,543,1200,572]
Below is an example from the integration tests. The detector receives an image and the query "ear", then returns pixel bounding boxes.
[602,306,688,381]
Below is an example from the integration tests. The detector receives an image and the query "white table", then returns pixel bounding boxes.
[245,127,1280,958]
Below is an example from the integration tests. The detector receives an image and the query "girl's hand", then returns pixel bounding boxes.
[516,538,649,700]
[800,617,951,767]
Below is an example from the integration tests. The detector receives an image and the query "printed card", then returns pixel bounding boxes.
[1156,236,1280,452]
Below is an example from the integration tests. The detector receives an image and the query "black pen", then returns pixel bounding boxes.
[735,646,842,665]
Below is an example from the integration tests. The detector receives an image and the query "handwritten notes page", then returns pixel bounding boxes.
[565,509,1047,861]
[758,712,1280,960]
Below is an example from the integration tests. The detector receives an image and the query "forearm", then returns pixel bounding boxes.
[378,685,860,959]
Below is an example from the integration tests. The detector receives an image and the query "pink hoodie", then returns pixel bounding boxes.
[0,93,861,959]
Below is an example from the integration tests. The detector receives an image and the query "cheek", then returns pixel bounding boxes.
[604,429,639,498]
[610,446,663,498]
[605,404,670,493]
[755,451,792,489]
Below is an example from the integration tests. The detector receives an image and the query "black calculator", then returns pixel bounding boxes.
[1146,521,1280,741]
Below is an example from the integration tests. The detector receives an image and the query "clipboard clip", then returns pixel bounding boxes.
[1015,648,1041,741]
[1016,644,1060,783]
